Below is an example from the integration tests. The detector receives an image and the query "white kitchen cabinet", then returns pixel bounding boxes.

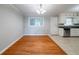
[59,28,64,36]
[71,28,79,36]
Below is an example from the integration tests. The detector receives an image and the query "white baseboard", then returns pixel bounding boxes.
[0,35,23,55]
[0,34,50,54]
[0,34,48,54]
[48,34,52,38]
[24,34,48,36]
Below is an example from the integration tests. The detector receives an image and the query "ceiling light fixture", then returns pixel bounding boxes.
[36,4,46,15]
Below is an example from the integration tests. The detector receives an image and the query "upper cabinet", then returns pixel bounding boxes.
[73,16,79,25]
[59,12,79,25]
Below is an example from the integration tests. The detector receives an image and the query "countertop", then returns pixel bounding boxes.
[58,25,79,29]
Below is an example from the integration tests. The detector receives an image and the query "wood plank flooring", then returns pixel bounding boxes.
[2,35,67,55]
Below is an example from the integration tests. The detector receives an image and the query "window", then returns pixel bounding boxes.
[64,17,73,26]
[29,17,44,26]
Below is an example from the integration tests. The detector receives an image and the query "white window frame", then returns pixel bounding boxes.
[28,17,44,27]
[64,17,73,26]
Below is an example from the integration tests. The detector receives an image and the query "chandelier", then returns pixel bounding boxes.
[36,4,46,14]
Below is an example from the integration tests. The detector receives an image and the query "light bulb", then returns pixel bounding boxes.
[36,9,46,14]
[41,9,46,14]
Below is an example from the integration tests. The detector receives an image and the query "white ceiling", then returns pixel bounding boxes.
[13,4,78,17]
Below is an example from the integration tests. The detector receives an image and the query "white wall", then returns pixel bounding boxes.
[24,17,50,35]
[0,5,24,52]
[50,17,59,35]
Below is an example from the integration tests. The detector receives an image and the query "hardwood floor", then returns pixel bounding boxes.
[2,35,67,55]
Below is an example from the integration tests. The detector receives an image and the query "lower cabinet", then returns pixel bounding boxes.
[59,28,79,36]
[70,28,79,36]
[59,28,64,36]
[59,28,70,37]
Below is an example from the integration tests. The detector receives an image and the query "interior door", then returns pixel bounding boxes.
[50,17,58,35]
